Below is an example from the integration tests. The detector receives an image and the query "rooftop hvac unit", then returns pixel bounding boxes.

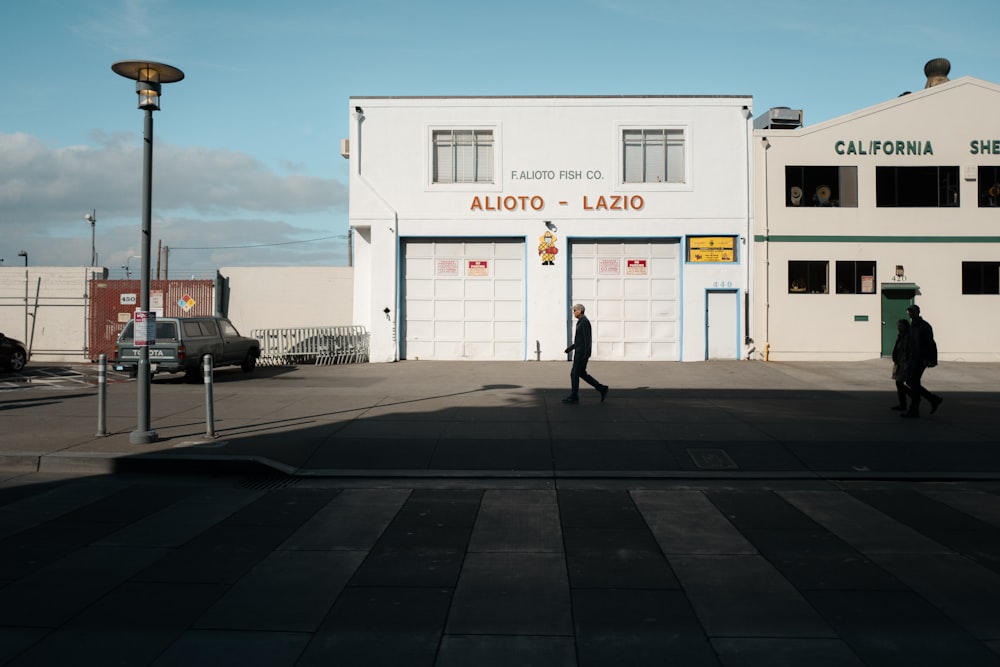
[754,107,803,130]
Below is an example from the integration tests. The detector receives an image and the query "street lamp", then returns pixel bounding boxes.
[123,255,141,279]
[112,60,184,445]
[17,250,27,266]
[85,210,97,266]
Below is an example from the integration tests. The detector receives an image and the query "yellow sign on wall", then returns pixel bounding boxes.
[688,236,736,263]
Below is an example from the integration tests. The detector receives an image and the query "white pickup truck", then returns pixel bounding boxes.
[114,316,260,379]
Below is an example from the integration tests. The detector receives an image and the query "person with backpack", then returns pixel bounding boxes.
[901,304,943,419]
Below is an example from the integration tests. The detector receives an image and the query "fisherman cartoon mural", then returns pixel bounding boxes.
[538,231,558,265]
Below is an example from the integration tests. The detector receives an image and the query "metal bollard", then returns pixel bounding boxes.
[96,354,108,436]
[203,354,217,438]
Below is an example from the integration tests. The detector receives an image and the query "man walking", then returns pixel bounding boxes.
[563,304,609,404]
[902,304,943,418]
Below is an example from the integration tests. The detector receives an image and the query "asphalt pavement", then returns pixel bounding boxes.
[2,360,1000,666]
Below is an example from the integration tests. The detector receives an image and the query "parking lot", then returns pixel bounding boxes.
[0,365,115,392]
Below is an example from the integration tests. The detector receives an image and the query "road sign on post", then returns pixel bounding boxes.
[134,310,156,347]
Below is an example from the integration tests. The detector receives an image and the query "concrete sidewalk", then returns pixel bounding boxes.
[2,359,998,479]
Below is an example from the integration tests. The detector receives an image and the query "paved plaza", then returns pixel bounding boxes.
[2,360,1000,665]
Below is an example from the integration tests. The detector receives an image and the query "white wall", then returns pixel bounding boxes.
[220,266,354,335]
[0,266,98,362]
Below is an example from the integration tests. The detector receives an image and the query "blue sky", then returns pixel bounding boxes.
[2,0,997,274]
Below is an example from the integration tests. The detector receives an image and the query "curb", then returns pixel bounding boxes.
[6,451,1000,483]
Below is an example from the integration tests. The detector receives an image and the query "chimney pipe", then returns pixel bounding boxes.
[924,58,951,88]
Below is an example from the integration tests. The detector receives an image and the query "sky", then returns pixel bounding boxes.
[1,0,997,276]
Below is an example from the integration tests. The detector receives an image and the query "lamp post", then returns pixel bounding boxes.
[85,210,97,266]
[123,255,141,279]
[112,60,184,445]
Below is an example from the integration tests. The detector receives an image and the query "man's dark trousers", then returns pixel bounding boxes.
[570,354,601,398]
[906,361,938,415]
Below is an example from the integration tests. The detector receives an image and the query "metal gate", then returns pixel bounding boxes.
[87,279,215,361]
[252,326,370,365]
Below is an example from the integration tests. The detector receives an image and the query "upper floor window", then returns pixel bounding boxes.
[962,261,1000,294]
[623,129,685,184]
[432,129,494,184]
[979,166,1000,208]
[785,166,858,207]
[876,166,959,207]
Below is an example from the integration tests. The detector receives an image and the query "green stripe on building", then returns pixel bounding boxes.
[754,235,1000,243]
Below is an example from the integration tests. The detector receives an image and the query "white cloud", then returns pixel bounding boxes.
[0,131,346,225]
[0,131,348,269]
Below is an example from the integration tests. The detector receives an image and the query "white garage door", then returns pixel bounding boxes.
[402,239,525,360]
[570,239,680,360]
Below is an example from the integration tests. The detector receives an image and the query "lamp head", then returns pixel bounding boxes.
[85,213,95,224]
[112,61,184,111]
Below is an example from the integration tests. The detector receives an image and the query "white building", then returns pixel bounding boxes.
[347,95,754,363]
[752,60,1000,362]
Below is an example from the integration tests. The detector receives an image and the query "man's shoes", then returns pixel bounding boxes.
[562,396,579,404]
[930,396,943,414]
[600,385,609,403]
[900,411,920,419]
[891,405,906,411]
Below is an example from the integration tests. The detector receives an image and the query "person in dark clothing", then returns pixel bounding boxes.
[901,304,943,418]
[890,318,910,411]
[562,304,609,404]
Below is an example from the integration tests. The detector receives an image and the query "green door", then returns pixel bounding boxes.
[880,284,917,356]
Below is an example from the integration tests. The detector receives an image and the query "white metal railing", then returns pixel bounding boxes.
[252,326,369,366]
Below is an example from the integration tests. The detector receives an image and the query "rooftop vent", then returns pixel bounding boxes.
[753,107,802,130]
[924,58,951,88]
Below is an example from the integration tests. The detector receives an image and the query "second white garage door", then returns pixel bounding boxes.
[569,239,680,360]
[402,239,525,360]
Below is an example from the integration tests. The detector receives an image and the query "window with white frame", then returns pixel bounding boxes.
[623,129,685,184]
[432,129,494,184]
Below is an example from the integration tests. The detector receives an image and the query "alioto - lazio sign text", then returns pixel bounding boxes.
[470,194,645,212]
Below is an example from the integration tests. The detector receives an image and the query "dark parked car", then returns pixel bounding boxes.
[0,333,29,372]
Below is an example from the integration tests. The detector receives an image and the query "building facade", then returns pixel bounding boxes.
[752,69,1000,362]
[348,96,754,363]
